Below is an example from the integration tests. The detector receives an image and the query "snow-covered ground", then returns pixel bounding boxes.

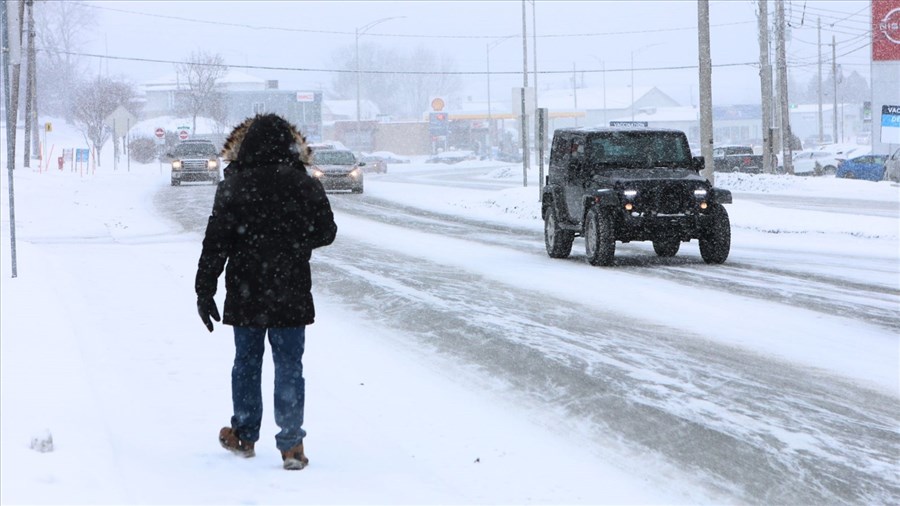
[1,120,898,504]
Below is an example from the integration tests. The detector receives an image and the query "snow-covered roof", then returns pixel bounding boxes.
[324,99,380,121]
[608,106,700,123]
[540,86,657,110]
[142,69,267,92]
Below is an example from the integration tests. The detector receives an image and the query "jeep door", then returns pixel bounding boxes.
[563,135,588,224]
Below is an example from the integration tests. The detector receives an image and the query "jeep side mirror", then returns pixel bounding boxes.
[692,156,704,171]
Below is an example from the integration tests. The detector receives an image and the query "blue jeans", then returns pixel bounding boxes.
[230,326,307,452]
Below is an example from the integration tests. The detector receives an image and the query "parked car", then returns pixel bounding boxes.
[884,147,900,183]
[835,154,889,181]
[711,145,763,174]
[309,148,364,193]
[357,153,388,174]
[789,145,864,176]
[366,151,410,164]
[788,150,834,176]
[426,150,477,164]
[168,139,221,186]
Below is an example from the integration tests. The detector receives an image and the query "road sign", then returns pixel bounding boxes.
[880,104,900,143]
[155,127,165,138]
[429,112,449,135]
[104,106,136,137]
[178,130,190,141]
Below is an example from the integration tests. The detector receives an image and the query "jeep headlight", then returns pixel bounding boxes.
[207,159,218,169]
[172,160,183,170]
[694,189,708,209]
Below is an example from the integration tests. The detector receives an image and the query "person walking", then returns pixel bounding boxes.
[195,113,337,470]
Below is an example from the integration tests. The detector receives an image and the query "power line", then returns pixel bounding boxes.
[82,3,755,40]
[49,49,757,76]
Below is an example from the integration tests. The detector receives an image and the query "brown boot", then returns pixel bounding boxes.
[281,442,309,470]
[219,427,255,458]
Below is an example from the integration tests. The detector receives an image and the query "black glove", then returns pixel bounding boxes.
[197,296,221,332]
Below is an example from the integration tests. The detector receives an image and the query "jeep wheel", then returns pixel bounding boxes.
[584,207,615,266]
[544,205,574,258]
[652,237,680,257]
[699,204,731,264]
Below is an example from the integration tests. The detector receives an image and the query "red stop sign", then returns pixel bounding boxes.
[178,130,189,140]
[154,127,165,138]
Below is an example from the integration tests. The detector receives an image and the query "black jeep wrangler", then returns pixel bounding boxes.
[541,127,732,266]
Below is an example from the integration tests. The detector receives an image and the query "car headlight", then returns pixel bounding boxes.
[312,168,324,178]
[350,168,362,179]
[207,159,218,169]
[623,189,637,198]
[172,160,182,170]
[693,189,708,198]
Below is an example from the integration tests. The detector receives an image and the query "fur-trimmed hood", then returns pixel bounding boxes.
[220,114,312,167]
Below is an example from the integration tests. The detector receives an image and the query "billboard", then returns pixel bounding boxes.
[873,0,900,61]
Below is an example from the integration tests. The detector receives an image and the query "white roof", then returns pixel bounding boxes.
[142,69,267,92]
[609,106,700,123]
[540,86,655,110]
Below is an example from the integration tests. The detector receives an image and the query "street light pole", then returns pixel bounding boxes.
[486,36,512,160]
[630,43,663,121]
[355,16,404,151]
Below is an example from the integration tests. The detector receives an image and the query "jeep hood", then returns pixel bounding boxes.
[593,167,705,183]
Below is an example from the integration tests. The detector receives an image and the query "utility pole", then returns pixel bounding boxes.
[23,0,33,167]
[521,0,529,187]
[3,0,20,277]
[698,0,714,184]
[832,35,838,143]
[758,0,774,173]
[775,0,793,174]
[817,17,823,143]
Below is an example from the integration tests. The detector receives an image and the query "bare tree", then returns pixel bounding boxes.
[72,76,138,166]
[174,51,228,133]
[33,0,95,120]
[330,44,461,120]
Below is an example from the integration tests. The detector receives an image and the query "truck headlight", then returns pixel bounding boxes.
[172,160,182,170]
[207,159,218,169]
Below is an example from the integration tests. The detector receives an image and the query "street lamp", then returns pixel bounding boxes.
[487,36,513,160]
[355,16,404,150]
[630,43,663,120]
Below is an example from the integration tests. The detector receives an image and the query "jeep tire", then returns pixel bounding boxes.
[699,204,731,264]
[584,206,615,266]
[544,204,574,258]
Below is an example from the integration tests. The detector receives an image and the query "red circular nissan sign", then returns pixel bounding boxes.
[154,127,165,138]
[178,130,189,140]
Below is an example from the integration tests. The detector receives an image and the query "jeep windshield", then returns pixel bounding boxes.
[173,143,217,158]
[587,131,692,169]
[314,150,356,165]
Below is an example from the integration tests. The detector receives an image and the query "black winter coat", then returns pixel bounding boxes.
[195,119,336,328]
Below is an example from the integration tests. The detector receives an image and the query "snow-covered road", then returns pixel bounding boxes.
[154,165,900,504]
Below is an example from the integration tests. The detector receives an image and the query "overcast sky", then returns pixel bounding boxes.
[76,0,874,107]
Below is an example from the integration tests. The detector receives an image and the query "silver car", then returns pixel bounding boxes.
[884,147,900,183]
[309,149,365,193]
